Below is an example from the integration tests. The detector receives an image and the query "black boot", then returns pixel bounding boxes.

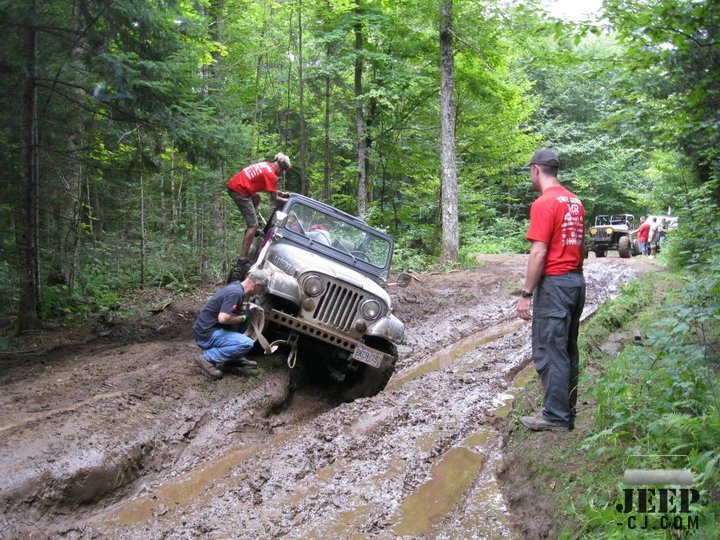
[227,258,251,283]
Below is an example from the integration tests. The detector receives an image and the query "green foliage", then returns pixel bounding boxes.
[568,267,720,537]
[2,0,719,331]
[0,261,19,318]
[460,216,529,260]
[605,0,720,188]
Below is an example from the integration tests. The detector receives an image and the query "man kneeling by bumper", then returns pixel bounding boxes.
[192,269,272,380]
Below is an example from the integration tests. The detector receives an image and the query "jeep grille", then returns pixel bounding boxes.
[313,281,365,332]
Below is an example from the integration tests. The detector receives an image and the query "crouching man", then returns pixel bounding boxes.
[192,269,272,380]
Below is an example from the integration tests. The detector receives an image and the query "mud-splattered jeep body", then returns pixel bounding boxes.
[587,214,638,258]
[252,194,405,400]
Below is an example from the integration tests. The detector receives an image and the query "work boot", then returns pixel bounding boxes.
[238,357,258,368]
[195,354,223,380]
[230,259,251,282]
[223,357,259,376]
[520,415,569,432]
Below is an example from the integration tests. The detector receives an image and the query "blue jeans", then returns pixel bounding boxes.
[196,328,254,364]
[531,272,586,426]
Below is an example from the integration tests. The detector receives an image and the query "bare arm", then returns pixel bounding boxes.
[218,311,246,325]
[516,241,548,321]
[270,191,289,205]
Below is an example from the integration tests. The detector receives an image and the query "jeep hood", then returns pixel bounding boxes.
[268,243,392,305]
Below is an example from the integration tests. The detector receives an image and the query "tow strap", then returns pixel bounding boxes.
[243,303,273,354]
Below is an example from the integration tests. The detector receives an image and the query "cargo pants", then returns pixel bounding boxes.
[531,272,586,427]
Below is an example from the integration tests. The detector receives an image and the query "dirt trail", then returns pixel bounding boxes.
[0,254,644,538]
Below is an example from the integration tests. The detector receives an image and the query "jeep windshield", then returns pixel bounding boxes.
[595,215,633,227]
[281,200,392,270]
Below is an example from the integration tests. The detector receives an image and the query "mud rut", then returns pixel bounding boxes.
[0,255,641,539]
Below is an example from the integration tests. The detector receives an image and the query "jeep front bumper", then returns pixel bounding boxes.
[269,309,393,368]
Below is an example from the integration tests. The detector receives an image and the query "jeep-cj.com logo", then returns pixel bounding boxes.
[615,468,705,531]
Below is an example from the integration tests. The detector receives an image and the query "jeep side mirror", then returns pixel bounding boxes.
[275,211,288,228]
[395,272,412,288]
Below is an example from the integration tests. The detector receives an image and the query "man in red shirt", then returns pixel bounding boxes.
[227,153,291,277]
[516,148,586,432]
[632,216,651,256]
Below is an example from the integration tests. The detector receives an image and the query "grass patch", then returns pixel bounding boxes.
[503,270,719,539]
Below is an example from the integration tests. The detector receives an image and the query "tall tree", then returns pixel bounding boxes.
[439,0,458,264]
[16,0,41,330]
[354,0,368,218]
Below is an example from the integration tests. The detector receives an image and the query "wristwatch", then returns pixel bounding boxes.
[520,289,533,298]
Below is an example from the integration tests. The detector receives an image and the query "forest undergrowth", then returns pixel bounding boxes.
[507,258,719,539]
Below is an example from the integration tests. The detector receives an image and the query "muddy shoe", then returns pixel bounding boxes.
[226,365,259,377]
[195,354,223,380]
[223,357,259,376]
[230,259,251,282]
[520,415,568,432]
[238,357,258,368]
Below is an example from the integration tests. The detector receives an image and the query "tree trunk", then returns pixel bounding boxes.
[323,46,332,202]
[68,133,85,292]
[16,3,41,331]
[297,0,308,195]
[138,133,147,289]
[159,157,166,234]
[439,0,459,265]
[170,151,177,234]
[355,0,367,218]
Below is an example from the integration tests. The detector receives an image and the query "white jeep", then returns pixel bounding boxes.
[245,194,407,400]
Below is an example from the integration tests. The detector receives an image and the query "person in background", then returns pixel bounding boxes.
[227,153,291,277]
[516,148,586,432]
[648,217,663,259]
[192,269,272,380]
[631,216,651,256]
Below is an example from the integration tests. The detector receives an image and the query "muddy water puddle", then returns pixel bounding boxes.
[388,319,527,390]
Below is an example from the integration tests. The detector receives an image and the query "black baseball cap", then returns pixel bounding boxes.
[528,148,560,168]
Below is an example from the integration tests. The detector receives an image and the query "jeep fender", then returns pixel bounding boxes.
[267,271,301,305]
[367,314,405,344]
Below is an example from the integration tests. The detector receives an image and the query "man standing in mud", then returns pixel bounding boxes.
[516,148,586,432]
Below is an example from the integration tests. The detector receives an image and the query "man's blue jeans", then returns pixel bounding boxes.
[196,328,254,364]
[531,272,586,426]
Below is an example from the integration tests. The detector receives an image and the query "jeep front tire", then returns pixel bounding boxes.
[618,236,631,258]
[340,340,397,402]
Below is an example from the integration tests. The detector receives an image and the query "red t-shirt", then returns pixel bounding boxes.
[526,185,585,276]
[227,162,279,196]
[637,222,651,242]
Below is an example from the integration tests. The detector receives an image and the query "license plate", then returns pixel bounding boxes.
[352,346,383,368]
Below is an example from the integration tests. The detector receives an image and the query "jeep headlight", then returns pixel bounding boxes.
[360,299,382,320]
[589,227,597,236]
[606,227,613,235]
[303,274,325,297]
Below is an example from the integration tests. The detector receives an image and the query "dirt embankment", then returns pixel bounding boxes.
[0,254,645,538]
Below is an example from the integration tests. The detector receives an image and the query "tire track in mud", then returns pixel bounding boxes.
[0,258,640,538]
[74,260,637,539]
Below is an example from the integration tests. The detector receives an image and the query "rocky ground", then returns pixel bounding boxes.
[0,254,647,539]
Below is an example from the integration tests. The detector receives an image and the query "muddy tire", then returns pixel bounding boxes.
[631,239,640,257]
[618,236,631,258]
[340,341,397,402]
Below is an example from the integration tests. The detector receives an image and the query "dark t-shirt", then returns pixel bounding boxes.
[192,283,245,342]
